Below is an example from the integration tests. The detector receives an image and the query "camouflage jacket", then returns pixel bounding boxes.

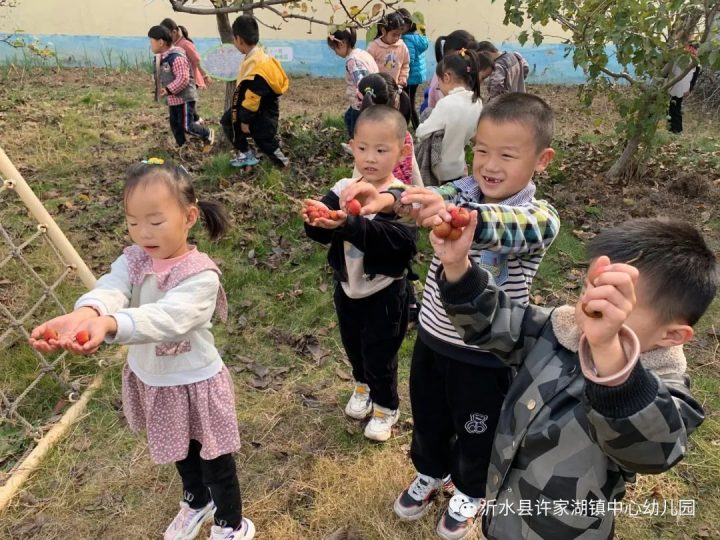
[439,263,705,540]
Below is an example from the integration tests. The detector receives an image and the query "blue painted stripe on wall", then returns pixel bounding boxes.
[0,34,625,84]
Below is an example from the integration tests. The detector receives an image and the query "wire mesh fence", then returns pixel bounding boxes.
[0,172,99,486]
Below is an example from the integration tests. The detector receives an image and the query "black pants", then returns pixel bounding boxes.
[175,440,242,529]
[668,96,683,133]
[410,337,512,498]
[168,102,210,147]
[220,108,283,165]
[334,279,409,410]
[407,84,420,130]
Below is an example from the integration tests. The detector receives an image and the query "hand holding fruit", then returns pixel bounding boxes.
[576,255,639,351]
[29,307,99,353]
[432,206,471,241]
[302,199,346,229]
[60,316,117,355]
[338,181,392,216]
[399,187,447,227]
[430,210,479,283]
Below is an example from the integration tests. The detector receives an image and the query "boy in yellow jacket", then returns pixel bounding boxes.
[220,15,290,168]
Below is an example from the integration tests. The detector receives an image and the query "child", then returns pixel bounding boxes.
[220,15,290,168]
[367,12,410,88]
[433,216,711,540]
[415,49,493,184]
[397,8,429,129]
[340,93,560,540]
[353,73,423,187]
[424,30,477,119]
[302,105,417,442]
[149,25,215,149]
[29,161,254,540]
[161,18,212,91]
[327,26,379,138]
[476,41,529,100]
[668,43,700,134]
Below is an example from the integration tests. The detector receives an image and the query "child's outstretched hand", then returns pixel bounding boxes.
[576,256,639,376]
[29,307,99,353]
[430,210,478,283]
[301,199,347,229]
[399,187,449,228]
[59,316,117,355]
[339,181,391,216]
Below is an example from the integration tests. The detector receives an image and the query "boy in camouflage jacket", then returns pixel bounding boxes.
[432,215,712,540]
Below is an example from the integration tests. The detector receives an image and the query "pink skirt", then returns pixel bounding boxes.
[122,364,241,464]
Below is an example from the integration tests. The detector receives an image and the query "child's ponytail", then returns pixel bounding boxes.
[178,25,192,43]
[435,30,477,62]
[197,200,230,240]
[357,72,411,124]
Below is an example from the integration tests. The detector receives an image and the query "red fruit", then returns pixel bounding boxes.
[42,327,59,341]
[328,210,339,220]
[582,265,608,318]
[75,330,90,346]
[450,207,470,228]
[447,227,463,241]
[433,221,452,239]
[346,199,362,216]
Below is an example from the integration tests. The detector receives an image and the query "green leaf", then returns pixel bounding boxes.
[518,30,529,46]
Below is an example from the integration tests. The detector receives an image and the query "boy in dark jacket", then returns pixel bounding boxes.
[302,105,416,442]
[433,215,712,540]
[220,15,289,168]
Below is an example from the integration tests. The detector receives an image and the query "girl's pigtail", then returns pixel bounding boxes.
[361,86,377,110]
[179,25,192,42]
[465,49,482,102]
[197,200,230,240]
[434,36,447,62]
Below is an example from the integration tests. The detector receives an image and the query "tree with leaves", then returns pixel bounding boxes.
[164,0,405,109]
[501,0,720,179]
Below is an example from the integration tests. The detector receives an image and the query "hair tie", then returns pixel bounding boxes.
[195,198,199,204]
[142,157,165,165]
[458,48,467,57]
[363,87,376,99]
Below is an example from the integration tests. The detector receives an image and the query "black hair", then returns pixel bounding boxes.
[396,8,416,33]
[435,49,493,102]
[588,218,718,326]
[357,72,411,124]
[160,18,193,43]
[124,161,230,241]
[434,30,476,62]
[232,15,259,45]
[148,25,173,46]
[354,104,408,143]
[327,27,357,50]
[378,11,406,36]
[476,41,499,54]
[478,93,554,150]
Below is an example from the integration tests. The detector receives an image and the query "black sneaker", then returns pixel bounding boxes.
[393,473,443,521]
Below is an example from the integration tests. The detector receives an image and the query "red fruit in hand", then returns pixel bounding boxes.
[346,199,362,216]
[582,265,608,318]
[75,330,90,346]
[433,221,452,239]
[328,210,339,220]
[447,227,463,241]
[450,207,470,228]
[42,327,59,341]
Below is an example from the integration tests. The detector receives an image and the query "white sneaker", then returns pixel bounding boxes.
[344,382,372,419]
[164,500,215,540]
[363,404,399,442]
[208,518,255,540]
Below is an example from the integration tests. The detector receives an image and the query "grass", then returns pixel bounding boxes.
[0,67,719,539]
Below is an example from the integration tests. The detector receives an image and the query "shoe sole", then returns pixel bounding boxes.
[393,495,435,521]
[344,406,372,420]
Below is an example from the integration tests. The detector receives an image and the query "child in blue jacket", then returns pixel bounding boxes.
[398,8,429,129]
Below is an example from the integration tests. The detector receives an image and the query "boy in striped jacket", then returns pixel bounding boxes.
[340,93,559,540]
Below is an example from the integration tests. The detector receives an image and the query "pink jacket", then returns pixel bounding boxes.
[175,36,206,89]
[367,38,410,86]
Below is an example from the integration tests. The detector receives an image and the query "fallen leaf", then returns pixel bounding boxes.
[335,367,352,381]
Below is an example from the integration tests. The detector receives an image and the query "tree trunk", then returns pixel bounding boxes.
[215,11,235,111]
[606,134,641,180]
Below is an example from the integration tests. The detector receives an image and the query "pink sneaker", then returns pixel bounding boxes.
[164,501,215,540]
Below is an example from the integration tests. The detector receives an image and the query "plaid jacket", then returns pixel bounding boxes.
[439,264,705,540]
